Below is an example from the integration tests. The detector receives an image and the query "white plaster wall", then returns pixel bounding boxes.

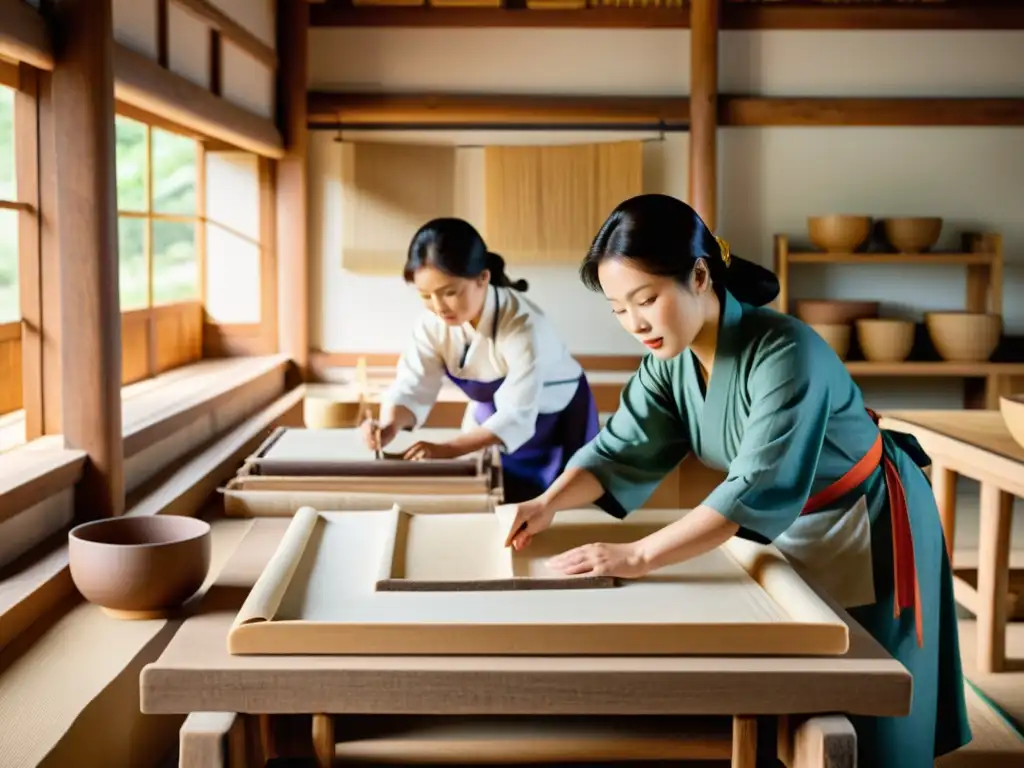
[112,0,276,118]
[308,28,1024,410]
[112,0,158,58]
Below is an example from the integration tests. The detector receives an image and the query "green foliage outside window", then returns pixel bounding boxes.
[115,115,199,309]
[0,87,17,324]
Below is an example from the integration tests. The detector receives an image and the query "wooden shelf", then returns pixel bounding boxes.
[845,362,1024,378]
[309,2,1024,30]
[786,252,996,266]
[773,232,1019,408]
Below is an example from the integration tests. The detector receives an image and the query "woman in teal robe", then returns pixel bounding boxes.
[504,194,971,767]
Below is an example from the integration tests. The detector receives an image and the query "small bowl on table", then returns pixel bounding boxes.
[68,515,211,620]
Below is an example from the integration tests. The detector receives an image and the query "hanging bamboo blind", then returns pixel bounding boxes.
[340,141,458,274]
[483,141,643,265]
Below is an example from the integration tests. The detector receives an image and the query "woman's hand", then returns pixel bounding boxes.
[545,541,649,580]
[402,441,461,461]
[361,417,397,453]
[503,499,556,551]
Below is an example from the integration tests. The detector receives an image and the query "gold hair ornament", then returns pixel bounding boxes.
[713,235,732,267]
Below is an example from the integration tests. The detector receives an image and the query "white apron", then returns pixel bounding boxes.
[774,494,876,609]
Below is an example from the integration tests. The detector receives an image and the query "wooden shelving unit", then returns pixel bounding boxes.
[774,231,1024,408]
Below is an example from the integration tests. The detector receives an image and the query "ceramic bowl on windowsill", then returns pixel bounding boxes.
[68,515,211,620]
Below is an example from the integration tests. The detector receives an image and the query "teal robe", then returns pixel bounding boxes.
[567,288,971,767]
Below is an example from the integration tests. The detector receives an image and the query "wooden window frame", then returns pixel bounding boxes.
[114,109,206,385]
[0,62,40,435]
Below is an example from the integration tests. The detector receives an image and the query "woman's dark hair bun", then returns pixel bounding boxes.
[485,251,529,292]
[404,217,528,293]
[579,193,779,307]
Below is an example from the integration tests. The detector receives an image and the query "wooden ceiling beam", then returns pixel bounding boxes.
[308,2,1024,30]
[307,92,691,127]
[306,93,1024,129]
[0,0,53,70]
[720,97,1024,127]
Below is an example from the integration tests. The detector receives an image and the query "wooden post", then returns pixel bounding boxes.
[275,0,309,381]
[689,0,719,231]
[50,0,124,518]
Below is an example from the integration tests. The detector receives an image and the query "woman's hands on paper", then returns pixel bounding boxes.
[503,499,555,551]
[360,417,396,453]
[402,440,461,461]
[545,541,649,580]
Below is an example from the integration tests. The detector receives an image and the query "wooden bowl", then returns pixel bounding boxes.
[925,312,1002,362]
[810,323,851,360]
[68,515,211,619]
[856,319,915,363]
[807,215,872,253]
[882,217,943,253]
[1000,395,1024,450]
[794,300,879,326]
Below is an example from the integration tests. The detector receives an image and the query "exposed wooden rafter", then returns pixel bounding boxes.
[306,92,1024,129]
[0,0,53,70]
[308,1,1024,30]
[721,97,1024,126]
[307,92,690,128]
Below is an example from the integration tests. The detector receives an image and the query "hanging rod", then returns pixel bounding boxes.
[307,121,690,133]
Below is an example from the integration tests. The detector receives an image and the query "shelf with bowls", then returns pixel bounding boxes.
[773,216,1019,408]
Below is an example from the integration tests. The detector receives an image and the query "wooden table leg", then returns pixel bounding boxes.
[179,712,247,768]
[931,461,958,560]
[976,482,1013,674]
[312,713,334,768]
[777,714,857,768]
[732,715,757,768]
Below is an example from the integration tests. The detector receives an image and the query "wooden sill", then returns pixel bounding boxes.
[121,354,290,456]
[1,353,290,465]
[0,438,86,525]
[0,384,305,655]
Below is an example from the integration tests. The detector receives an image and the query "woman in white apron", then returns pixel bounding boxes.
[503,194,971,767]
[363,217,600,503]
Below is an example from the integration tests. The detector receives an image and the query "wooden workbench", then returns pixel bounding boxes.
[880,410,1023,674]
[140,517,911,767]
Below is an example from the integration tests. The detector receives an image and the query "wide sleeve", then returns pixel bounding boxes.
[701,331,831,542]
[481,314,543,453]
[565,355,692,517]
[381,319,446,429]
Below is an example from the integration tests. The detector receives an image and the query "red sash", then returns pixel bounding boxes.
[800,408,923,648]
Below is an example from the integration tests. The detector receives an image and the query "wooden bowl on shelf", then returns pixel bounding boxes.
[882,217,943,253]
[810,323,851,360]
[1000,395,1024,450]
[855,319,915,363]
[794,300,879,326]
[924,311,1002,362]
[68,515,211,620]
[807,215,872,253]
